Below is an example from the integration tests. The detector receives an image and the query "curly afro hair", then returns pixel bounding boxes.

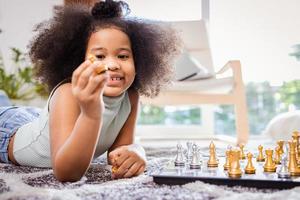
[29,0,181,97]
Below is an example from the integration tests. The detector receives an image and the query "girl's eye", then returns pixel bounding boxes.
[118,55,129,59]
[95,55,105,60]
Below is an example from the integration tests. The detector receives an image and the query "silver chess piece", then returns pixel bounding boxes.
[190,144,201,169]
[174,143,185,167]
[277,143,291,179]
[186,141,193,163]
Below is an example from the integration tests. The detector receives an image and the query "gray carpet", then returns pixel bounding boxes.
[1,147,300,200]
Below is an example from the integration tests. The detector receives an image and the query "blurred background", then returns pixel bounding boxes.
[0,0,299,140]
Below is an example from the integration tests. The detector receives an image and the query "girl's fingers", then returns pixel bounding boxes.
[114,157,135,178]
[76,65,95,89]
[114,153,130,167]
[75,61,103,90]
[135,165,145,176]
[72,60,91,86]
[123,162,141,178]
[83,73,107,95]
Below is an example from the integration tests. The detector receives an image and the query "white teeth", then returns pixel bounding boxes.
[111,77,122,81]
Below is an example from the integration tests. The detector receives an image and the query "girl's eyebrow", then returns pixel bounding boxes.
[91,47,132,53]
[118,47,132,53]
[90,47,106,51]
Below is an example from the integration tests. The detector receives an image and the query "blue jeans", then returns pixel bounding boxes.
[0,106,40,163]
[0,91,12,106]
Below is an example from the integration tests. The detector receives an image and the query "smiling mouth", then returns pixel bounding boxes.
[110,77,124,81]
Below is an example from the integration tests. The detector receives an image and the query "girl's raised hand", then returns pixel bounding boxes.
[71,60,107,119]
[109,145,146,179]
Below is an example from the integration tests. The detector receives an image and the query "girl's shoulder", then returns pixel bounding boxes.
[47,82,76,111]
[127,88,139,106]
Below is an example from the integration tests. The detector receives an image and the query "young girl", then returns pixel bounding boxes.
[0,0,180,182]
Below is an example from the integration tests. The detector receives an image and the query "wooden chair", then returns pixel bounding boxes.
[141,20,249,145]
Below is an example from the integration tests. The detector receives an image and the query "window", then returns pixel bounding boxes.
[138,105,201,125]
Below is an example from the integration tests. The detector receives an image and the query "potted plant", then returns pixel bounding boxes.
[290,44,300,61]
[0,48,48,107]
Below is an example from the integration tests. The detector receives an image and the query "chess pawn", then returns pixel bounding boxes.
[228,149,242,178]
[244,152,256,174]
[256,145,265,162]
[174,143,185,167]
[288,140,300,176]
[239,144,246,160]
[264,149,277,172]
[274,146,282,164]
[190,144,201,169]
[207,141,218,167]
[223,150,231,170]
[277,153,291,179]
[277,140,284,155]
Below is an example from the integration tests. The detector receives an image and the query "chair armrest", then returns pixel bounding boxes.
[216,60,240,74]
[216,60,243,84]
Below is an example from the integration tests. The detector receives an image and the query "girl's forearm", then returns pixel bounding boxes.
[53,113,101,181]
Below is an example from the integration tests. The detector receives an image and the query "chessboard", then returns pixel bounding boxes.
[151,132,300,189]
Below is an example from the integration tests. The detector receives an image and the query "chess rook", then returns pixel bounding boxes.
[263,149,276,172]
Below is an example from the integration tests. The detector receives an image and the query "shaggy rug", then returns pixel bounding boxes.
[1,146,300,200]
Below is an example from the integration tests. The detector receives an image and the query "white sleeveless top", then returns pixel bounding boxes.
[13,85,131,168]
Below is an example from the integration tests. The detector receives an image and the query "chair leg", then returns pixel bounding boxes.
[230,61,249,145]
[234,95,249,145]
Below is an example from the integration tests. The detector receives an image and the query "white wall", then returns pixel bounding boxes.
[210,0,300,84]
[124,0,202,21]
[0,0,62,71]
[1,0,299,84]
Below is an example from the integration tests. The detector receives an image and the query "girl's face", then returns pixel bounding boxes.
[85,27,135,97]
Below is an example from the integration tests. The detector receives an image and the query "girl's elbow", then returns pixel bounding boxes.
[53,167,83,182]
[53,161,84,182]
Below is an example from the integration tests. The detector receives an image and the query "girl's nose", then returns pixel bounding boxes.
[106,62,120,71]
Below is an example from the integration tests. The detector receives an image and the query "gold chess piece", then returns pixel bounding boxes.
[112,166,118,173]
[88,53,108,74]
[223,150,231,170]
[256,145,265,162]
[274,146,282,164]
[277,140,284,155]
[292,138,299,163]
[239,144,246,160]
[228,149,242,178]
[244,152,256,174]
[288,140,300,176]
[292,131,300,163]
[264,149,276,172]
[207,141,218,167]
[88,53,96,63]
